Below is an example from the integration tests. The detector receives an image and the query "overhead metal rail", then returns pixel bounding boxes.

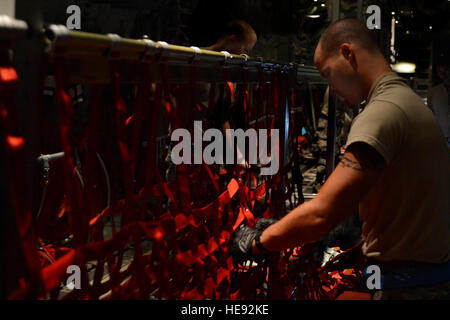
[42,25,327,86]
[0,21,325,86]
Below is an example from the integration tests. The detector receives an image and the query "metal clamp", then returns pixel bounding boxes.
[46,24,71,58]
[190,46,202,64]
[156,41,171,61]
[141,38,157,62]
[220,50,232,63]
[106,33,123,59]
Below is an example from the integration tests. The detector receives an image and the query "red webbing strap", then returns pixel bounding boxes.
[110,68,137,227]
[160,64,181,129]
[206,82,216,128]
[189,62,220,194]
[98,69,134,299]
[190,178,239,220]
[240,65,249,122]
[285,73,304,205]
[80,85,104,242]
[160,63,191,214]
[286,242,370,300]
[129,71,152,177]
[162,66,221,216]
[54,60,87,249]
[41,218,164,294]
[0,66,20,133]
[258,67,269,135]
[266,69,288,300]
[189,63,197,131]
[54,60,94,298]
[1,64,43,299]
[156,64,242,297]
[139,82,164,219]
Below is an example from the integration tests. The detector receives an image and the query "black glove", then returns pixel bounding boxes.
[231,218,278,266]
[255,218,278,232]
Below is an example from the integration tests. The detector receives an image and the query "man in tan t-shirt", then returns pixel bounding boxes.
[232,18,450,299]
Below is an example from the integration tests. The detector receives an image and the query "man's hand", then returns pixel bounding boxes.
[231,218,277,266]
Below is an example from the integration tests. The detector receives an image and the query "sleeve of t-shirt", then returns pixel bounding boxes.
[345,100,408,165]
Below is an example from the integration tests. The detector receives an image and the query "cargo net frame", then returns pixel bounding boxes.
[2,26,365,300]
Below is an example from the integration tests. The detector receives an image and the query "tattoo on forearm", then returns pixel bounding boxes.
[339,156,370,172]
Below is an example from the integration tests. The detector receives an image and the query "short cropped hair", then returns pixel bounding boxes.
[218,20,255,41]
[319,18,379,57]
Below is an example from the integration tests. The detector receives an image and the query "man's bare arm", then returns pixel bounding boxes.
[254,142,385,253]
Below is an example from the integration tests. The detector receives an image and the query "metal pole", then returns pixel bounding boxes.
[47,26,257,65]
[45,25,299,85]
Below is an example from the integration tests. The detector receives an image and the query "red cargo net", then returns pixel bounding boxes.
[2,55,369,300]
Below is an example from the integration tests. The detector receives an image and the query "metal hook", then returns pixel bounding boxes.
[240,53,249,62]
[240,53,250,70]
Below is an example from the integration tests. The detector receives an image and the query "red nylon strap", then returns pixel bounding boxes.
[189,63,220,194]
[206,82,216,127]
[1,65,43,298]
[111,69,137,227]
[55,60,86,246]
[139,82,164,219]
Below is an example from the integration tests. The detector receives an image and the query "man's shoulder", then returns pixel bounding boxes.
[361,98,409,124]
[369,82,427,122]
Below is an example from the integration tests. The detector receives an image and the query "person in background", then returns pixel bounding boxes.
[207,20,257,56]
[427,62,450,144]
[197,20,257,169]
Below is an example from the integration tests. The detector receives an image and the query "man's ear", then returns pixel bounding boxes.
[340,43,352,60]
[340,43,357,70]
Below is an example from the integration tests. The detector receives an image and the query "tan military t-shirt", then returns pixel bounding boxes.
[345,72,450,263]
